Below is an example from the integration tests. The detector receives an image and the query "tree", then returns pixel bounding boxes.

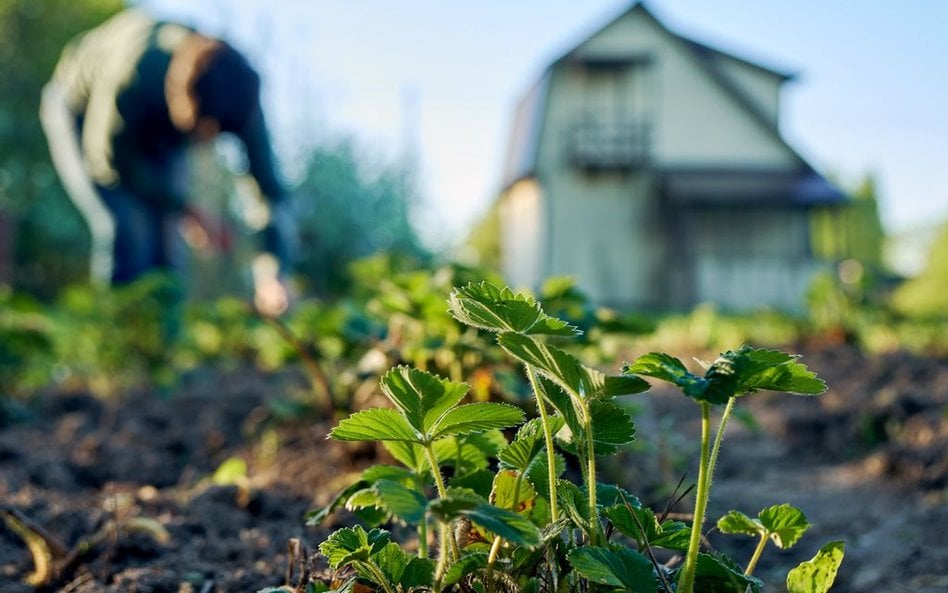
[290,139,430,297]
[810,172,885,275]
[891,221,948,318]
[0,0,123,295]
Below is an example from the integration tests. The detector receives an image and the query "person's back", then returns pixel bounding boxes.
[41,8,294,315]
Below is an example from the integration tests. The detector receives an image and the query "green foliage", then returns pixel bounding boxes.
[0,0,124,295]
[786,541,845,593]
[568,545,657,591]
[892,221,948,318]
[306,281,842,593]
[810,173,885,271]
[291,139,430,297]
[0,290,55,398]
[625,346,825,406]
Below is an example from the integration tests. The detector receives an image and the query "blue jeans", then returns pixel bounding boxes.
[97,185,184,285]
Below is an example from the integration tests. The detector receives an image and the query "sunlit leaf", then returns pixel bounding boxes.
[379,366,468,434]
[716,510,761,537]
[499,417,565,472]
[373,543,409,584]
[382,441,428,474]
[626,347,826,405]
[330,408,418,442]
[490,469,537,514]
[448,282,581,336]
[786,540,845,593]
[759,503,810,549]
[498,333,586,399]
[623,352,707,398]
[430,402,524,440]
[318,526,390,569]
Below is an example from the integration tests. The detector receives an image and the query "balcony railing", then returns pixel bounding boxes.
[568,117,652,171]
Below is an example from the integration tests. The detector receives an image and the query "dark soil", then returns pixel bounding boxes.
[1,345,946,592]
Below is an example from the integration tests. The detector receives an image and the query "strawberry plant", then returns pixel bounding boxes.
[284,281,847,592]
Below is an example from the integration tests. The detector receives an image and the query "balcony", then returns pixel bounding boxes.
[568,117,652,171]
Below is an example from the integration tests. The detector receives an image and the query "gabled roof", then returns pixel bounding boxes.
[501,1,835,195]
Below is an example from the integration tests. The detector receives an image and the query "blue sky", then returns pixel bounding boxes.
[139,0,947,249]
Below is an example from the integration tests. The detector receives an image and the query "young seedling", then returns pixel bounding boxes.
[297,282,844,593]
[623,347,826,593]
[327,365,533,584]
[449,283,648,545]
[717,503,811,575]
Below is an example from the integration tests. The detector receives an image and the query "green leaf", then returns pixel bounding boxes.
[448,469,495,499]
[759,503,810,549]
[211,457,247,485]
[318,526,391,569]
[373,542,409,583]
[428,495,541,547]
[430,402,524,440]
[382,441,428,474]
[373,479,427,524]
[524,450,565,501]
[601,374,651,397]
[330,408,418,442]
[568,545,658,591]
[448,282,581,336]
[787,540,845,593]
[498,333,587,397]
[490,469,537,514]
[361,464,416,483]
[499,417,564,472]
[400,556,436,589]
[586,399,636,455]
[693,552,763,593]
[442,552,489,587]
[623,352,707,398]
[379,366,469,435]
[603,504,690,551]
[627,347,826,405]
[717,510,762,537]
[546,395,636,456]
[556,480,591,532]
[706,347,826,403]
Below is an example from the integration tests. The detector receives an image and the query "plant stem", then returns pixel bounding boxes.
[424,444,459,561]
[486,470,525,592]
[424,443,449,500]
[418,520,428,559]
[357,560,398,593]
[486,535,505,593]
[526,366,560,522]
[745,533,769,576]
[707,397,736,487]
[678,402,712,593]
[582,403,602,546]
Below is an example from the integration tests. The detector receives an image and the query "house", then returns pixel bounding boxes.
[497,1,847,312]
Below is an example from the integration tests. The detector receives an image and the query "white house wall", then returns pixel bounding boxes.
[711,55,784,125]
[572,11,796,167]
[500,179,545,291]
[547,171,663,307]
